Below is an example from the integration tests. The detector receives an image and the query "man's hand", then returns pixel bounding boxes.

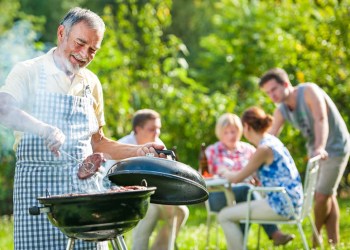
[136,143,166,158]
[39,124,65,156]
[312,148,328,160]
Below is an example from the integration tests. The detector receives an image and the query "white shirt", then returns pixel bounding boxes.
[0,47,105,149]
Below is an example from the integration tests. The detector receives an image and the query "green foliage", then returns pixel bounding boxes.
[0,0,20,34]
[88,1,230,167]
[0,127,15,215]
[167,0,216,65]
[0,215,13,249]
[192,0,350,168]
[19,0,86,42]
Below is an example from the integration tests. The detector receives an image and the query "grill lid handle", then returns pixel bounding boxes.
[155,149,176,160]
[29,206,50,215]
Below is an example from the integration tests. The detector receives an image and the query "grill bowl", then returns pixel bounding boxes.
[35,187,156,241]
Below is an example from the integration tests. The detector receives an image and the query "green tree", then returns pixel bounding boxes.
[0,0,20,34]
[0,0,20,215]
[19,0,86,42]
[192,0,350,168]
[167,0,216,66]
[88,0,233,167]
[0,0,46,215]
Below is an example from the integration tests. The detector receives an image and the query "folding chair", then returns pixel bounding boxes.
[240,156,323,250]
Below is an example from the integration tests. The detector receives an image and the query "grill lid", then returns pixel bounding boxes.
[107,152,208,205]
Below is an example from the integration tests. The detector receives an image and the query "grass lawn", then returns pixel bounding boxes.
[1,198,350,249]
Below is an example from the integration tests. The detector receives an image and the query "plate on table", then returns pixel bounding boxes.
[203,176,214,180]
[203,174,220,181]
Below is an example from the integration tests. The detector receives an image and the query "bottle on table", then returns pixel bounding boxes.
[198,142,210,177]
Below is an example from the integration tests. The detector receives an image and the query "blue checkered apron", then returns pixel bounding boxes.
[13,64,106,249]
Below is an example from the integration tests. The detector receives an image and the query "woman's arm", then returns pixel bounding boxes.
[220,145,273,183]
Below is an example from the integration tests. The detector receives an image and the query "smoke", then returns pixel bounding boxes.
[0,20,44,85]
[72,166,114,194]
[0,125,14,153]
[0,20,45,151]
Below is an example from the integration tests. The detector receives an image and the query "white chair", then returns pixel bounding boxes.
[240,155,323,250]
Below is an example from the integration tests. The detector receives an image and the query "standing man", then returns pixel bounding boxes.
[0,7,163,250]
[259,68,350,247]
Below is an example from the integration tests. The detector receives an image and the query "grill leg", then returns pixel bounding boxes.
[66,238,75,250]
[111,235,128,250]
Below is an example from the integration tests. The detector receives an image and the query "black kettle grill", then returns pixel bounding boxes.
[29,150,208,250]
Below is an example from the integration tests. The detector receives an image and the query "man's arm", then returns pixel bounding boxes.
[91,127,164,160]
[0,93,42,133]
[0,92,65,155]
[268,108,285,136]
[304,84,328,158]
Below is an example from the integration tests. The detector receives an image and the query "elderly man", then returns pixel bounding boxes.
[0,7,163,250]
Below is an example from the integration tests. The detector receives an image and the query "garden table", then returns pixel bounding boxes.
[204,176,235,206]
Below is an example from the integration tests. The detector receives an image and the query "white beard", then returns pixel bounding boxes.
[63,57,80,75]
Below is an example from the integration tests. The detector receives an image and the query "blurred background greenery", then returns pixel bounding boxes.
[1,0,350,215]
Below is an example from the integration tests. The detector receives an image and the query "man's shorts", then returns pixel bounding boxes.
[316,153,350,195]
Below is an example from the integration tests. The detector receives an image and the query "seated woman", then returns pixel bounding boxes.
[206,113,293,246]
[217,107,303,250]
